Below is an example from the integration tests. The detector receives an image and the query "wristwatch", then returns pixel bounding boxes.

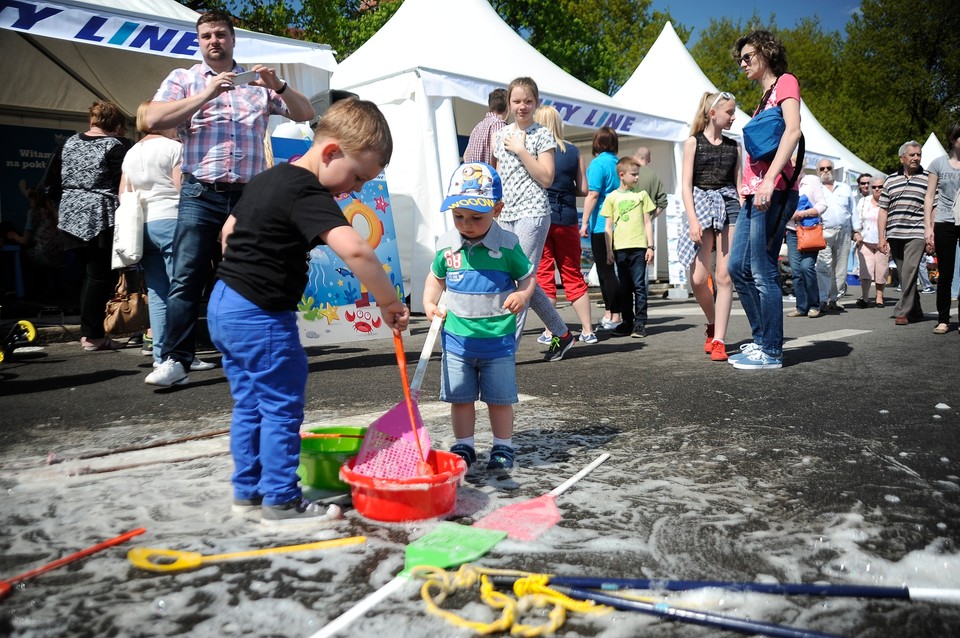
[277,80,288,94]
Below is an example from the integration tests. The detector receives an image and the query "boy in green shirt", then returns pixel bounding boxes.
[601,156,656,338]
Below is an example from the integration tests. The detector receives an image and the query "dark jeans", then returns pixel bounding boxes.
[591,232,621,314]
[785,229,819,313]
[614,247,649,328]
[934,222,959,324]
[161,178,244,365]
[73,241,115,339]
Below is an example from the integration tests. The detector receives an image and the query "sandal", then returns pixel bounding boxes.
[933,323,949,335]
[81,337,123,351]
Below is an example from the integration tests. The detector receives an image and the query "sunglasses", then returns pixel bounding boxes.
[871,185,883,190]
[858,181,870,186]
[709,91,735,110]
[818,166,834,172]
[739,52,756,65]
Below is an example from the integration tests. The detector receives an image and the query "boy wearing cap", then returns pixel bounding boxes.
[423,162,535,475]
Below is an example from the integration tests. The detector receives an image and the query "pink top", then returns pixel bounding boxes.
[740,73,801,196]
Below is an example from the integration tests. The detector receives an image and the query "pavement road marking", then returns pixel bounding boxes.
[783,329,872,350]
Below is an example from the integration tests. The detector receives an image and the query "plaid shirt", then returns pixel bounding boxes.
[677,186,737,268]
[154,62,288,183]
[463,112,506,165]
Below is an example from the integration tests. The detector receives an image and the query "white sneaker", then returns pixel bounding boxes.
[190,359,216,371]
[145,358,188,387]
[597,318,621,331]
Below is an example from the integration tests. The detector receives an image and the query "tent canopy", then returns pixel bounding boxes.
[332,0,688,310]
[332,0,686,144]
[922,132,948,166]
[0,0,336,126]
[615,22,752,139]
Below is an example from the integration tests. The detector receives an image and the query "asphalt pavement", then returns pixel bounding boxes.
[1,289,959,637]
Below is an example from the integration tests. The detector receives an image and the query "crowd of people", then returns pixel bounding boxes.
[10,15,959,523]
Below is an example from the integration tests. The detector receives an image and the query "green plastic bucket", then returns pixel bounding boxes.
[297,426,367,492]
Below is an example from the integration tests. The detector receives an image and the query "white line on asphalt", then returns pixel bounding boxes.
[647,307,747,316]
[783,329,872,350]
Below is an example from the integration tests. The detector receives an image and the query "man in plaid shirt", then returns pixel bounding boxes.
[144,10,315,387]
[463,88,508,165]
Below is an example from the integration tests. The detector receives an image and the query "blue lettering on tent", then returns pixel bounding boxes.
[108,21,137,45]
[620,116,636,132]
[606,113,623,130]
[171,32,199,56]
[1,0,62,29]
[584,109,598,126]
[131,25,178,52]
[552,102,581,121]
[75,16,108,43]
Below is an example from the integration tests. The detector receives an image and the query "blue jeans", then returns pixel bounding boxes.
[161,177,243,365]
[614,247,649,327]
[785,229,819,314]
[440,351,518,405]
[207,280,308,506]
[728,191,798,357]
[141,219,177,364]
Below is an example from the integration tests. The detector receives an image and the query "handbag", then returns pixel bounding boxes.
[796,219,826,251]
[104,270,149,335]
[112,180,144,269]
[742,78,786,162]
[742,106,786,162]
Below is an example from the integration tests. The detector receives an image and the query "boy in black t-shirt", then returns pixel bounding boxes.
[207,98,410,526]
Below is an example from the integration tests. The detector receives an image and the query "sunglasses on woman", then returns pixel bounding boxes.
[739,52,756,65]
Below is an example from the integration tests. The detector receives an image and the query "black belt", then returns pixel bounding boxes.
[184,174,246,192]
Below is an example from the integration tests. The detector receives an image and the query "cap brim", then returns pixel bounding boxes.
[441,195,496,214]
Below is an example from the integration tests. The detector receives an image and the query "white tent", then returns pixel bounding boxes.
[331,0,687,310]
[615,22,753,140]
[922,132,948,166]
[0,0,337,127]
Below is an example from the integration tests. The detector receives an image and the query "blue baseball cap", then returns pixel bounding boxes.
[441,162,503,214]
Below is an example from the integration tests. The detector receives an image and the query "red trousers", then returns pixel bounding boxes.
[536,224,588,302]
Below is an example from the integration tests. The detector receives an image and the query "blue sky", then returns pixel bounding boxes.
[653,1,861,45]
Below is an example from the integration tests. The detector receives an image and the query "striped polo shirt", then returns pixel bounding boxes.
[878,170,928,241]
[431,222,533,358]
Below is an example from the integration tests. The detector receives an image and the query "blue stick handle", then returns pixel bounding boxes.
[551,576,913,600]
[557,585,842,638]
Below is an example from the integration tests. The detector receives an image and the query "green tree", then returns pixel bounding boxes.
[840,0,960,171]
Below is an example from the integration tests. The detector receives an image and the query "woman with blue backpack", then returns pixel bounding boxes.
[727,30,802,370]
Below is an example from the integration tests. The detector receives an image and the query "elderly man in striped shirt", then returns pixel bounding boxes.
[143,11,315,387]
[878,141,929,326]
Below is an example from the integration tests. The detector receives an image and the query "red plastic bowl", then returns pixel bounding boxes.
[340,450,466,522]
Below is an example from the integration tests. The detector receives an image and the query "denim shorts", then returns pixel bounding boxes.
[440,351,518,405]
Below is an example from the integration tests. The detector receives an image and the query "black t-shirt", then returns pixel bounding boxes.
[217,162,350,311]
